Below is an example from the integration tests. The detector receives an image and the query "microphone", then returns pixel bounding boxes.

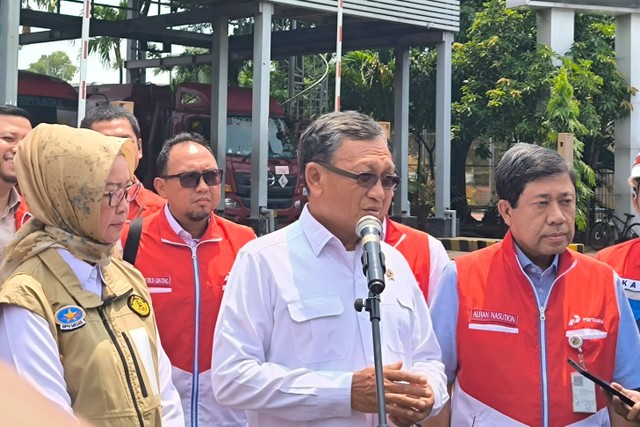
[356,216,386,295]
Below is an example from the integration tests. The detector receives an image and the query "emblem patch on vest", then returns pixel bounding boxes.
[128,295,150,317]
[54,305,86,331]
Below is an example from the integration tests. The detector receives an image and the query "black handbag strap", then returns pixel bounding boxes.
[123,217,143,265]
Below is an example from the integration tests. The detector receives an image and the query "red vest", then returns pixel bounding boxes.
[121,210,255,373]
[384,218,431,301]
[15,196,30,229]
[128,186,165,221]
[455,232,619,426]
[595,239,640,288]
[595,239,640,327]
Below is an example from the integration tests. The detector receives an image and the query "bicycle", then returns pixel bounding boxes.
[589,209,640,250]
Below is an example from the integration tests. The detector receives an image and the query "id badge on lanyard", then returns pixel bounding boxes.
[568,334,596,413]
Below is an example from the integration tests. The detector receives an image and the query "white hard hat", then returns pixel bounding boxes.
[629,151,640,186]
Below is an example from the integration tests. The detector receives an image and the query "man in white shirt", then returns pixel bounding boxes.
[211,110,448,427]
[0,105,32,257]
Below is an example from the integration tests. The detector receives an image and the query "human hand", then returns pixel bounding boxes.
[351,361,434,425]
[606,382,640,423]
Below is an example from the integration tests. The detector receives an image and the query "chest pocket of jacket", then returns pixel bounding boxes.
[287,296,347,364]
[380,295,415,359]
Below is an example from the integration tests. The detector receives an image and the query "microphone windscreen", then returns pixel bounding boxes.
[356,215,382,238]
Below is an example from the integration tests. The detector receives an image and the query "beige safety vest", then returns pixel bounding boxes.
[0,248,163,427]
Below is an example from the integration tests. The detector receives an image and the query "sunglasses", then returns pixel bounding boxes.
[315,161,400,190]
[161,169,224,188]
[103,183,142,208]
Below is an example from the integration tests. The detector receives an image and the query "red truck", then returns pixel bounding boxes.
[17,70,78,126]
[86,82,307,226]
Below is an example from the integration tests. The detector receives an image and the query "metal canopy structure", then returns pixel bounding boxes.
[4,0,460,233]
[19,8,447,63]
[18,1,457,61]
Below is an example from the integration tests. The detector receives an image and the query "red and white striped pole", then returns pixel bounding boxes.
[334,0,343,112]
[77,0,91,126]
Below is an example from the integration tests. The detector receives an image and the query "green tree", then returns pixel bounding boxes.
[27,51,77,81]
[20,0,58,12]
[158,47,212,90]
[542,66,594,231]
[335,0,632,231]
[88,0,127,83]
[341,50,395,120]
[570,14,636,170]
[157,19,297,101]
[338,48,439,219]
[450,0,632,228]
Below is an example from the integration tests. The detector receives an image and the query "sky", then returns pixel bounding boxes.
[18,0,179,86]
[19,39,171,85]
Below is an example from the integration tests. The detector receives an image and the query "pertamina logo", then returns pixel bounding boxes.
[568,315,581,326]
[567,314,604,327]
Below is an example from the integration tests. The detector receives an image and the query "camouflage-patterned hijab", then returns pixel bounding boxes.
[0,124,136,279]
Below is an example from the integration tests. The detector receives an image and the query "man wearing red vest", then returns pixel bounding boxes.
[379,142,449,305]
[382,216,449,305]
[121,132,255,427]
[429,143,640,426]
[0,105,32,259]
[81,105,165,220]
[595,152,640,330]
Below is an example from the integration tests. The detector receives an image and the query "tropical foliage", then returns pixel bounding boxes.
[27,50,77,81]
[88,0,127,83]
[336,0,632,231]
[449,0,631,229]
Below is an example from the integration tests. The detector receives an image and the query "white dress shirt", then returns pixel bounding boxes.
[211,206,448,427]
[0,187,21,262]
[0,248,185,426]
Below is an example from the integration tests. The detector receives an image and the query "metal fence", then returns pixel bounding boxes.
[464,166,615,231]
[592,169,614,224]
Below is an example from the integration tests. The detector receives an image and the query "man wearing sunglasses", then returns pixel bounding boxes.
[81,104,165,220]
[211,111,448,427]
[121,132,256,427]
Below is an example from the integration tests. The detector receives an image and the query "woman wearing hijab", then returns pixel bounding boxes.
[0,124,184,427]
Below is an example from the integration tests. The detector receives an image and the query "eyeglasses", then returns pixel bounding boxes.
[103,183,142,208]
[315,161,400,190]
[161,169,224,188]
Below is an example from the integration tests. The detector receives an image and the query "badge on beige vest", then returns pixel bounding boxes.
[128,294,150,317]
[54,305,86,331]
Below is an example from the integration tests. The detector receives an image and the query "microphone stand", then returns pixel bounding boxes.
[354,249,387,427]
